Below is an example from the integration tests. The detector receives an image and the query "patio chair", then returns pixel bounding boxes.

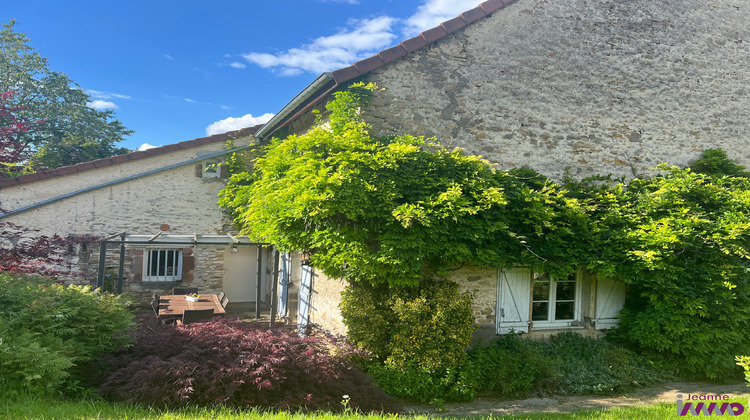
[178,308,215,325]
[150,296,159,316]
[221,295,230,309]
[173,287,199,295]
[218,291,225,302]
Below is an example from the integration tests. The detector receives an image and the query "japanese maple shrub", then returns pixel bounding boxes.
[97,318,398,412]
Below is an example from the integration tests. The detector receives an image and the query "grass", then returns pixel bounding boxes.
[3,397,749,420]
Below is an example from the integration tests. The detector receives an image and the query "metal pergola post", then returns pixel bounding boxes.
[255,245,263,320]
[96,239,107,289]
[116,233,125,294]
[270,248,280,328]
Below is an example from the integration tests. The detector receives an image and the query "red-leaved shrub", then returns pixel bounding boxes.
[97,318,398,412]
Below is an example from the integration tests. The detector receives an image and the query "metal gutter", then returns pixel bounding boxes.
[0,145,249,220]
[254,72,335,141]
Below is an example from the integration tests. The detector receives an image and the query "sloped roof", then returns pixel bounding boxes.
[0,125,261,188]
[255,0,515,140]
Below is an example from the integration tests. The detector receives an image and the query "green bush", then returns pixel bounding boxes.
[341,278,477,403]
[467,333,557,397]
[0,274,134,397]
[465,333,666,399]
[341,278,476,372]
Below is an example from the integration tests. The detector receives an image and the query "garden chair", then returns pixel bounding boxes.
[218,291,225,302]
[177,308,215,325]
[172,287,198,295]
[221,295,230,309]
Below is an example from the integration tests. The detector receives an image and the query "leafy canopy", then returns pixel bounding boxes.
[0,20,132,174]
[220,83,588,286]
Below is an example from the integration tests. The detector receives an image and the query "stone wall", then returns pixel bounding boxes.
[308,269,348,335]
[361,0,750,181]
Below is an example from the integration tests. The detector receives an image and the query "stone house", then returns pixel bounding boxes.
[0,127,277,307]
[249,0,749,338]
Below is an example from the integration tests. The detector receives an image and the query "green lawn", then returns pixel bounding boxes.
[4,397,749,420]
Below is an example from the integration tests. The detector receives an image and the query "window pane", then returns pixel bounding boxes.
[556,280,576,301]
[532,302,548,321]
[165,250,175,276]
[555,301,575,320]
[533,281,549,301]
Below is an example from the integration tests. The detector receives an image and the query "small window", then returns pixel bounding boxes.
[531,272,580,327]
[144,248,183,281]
[203,160,221,178]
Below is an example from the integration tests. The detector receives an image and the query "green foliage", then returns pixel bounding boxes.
[467,333,665,399]
[590,166,750,379]
[341,279,476,372]
[367,361,477,404]
[689,148,749,178]
[0,274,134,397]
[1,20,132,172]
[219,83,590,286]
[736,356,750,386]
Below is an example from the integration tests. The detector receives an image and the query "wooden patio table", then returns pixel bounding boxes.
[158,294,226,321]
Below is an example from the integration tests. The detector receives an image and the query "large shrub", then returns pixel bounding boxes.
[340,279,476,403]
[589,167,750,379]
[97,318,397,412]
[467,333,665,399]
[0,274,134,397]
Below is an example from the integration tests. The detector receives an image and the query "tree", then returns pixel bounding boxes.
[0,90,36,177]
[0,20,131,174]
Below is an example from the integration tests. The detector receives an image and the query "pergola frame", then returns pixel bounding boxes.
[96,233,279,323]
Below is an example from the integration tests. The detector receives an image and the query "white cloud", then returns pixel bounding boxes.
[164,54,175,61]
[138,143,159,151]
[184,98,196,103]
[87,100,118,110]
[206,113,275,136]
[321,0,360,4]
[242,16,397,75]
[229,61,246,69]
[404,0,480,36]
[87,89,131,100]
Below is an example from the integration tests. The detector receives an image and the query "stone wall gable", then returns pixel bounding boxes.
[358,0,750,181]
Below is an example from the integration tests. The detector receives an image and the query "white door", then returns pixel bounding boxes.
[497,268,531,334]
[223,246,265,303]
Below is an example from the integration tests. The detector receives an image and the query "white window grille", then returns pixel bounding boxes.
[144,248,183,282]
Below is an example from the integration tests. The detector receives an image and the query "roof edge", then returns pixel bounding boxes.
[255,0,515,139]
[0,124,262,189]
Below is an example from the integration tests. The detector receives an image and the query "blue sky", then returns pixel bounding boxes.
[3,0,481,152]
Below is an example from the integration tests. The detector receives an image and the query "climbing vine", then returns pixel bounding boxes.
[220,83,750,380]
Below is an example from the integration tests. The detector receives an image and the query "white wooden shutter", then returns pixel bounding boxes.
[594,277,625,330]
[497,268,531,334]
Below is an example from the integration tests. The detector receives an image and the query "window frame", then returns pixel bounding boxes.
[530,271,582,329]
[142,248,184,282]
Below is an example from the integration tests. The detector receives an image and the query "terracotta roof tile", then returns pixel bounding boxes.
[421,26,449,43]
[331,66,360,84]
[74,162,96,171]
[144,147,167,157]
[56,166,78,176]
[481,0,507,14]
[442,16,469,34]
[111,154,132,164]
[355,55,385,74]
[92,158,114,168]
[401,35,428,53]
[0,178,19,188]
[379,45,409,64]
[16,173,40,183]
[128,151,148,160]
[461,6,487,24]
